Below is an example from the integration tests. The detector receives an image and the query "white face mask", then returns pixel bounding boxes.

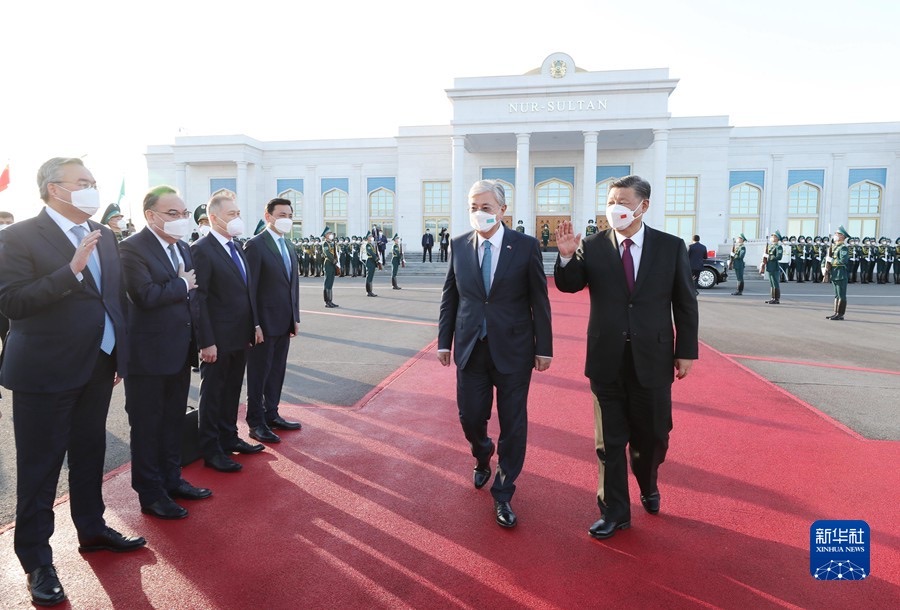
[273,218,293,235]
[115,218,128,231]
[225,217,245,237]
[57,185,101,215]
[162,217,192,239]
[469,210,498,233]
[605,202,643,231]
[198,225,211,237]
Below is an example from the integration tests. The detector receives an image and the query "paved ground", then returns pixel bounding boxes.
[1,269,897,525]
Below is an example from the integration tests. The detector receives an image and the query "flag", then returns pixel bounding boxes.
[0,164,9,193]
[117,178,125,205]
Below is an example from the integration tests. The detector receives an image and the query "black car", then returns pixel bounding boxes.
[697,257,728,289]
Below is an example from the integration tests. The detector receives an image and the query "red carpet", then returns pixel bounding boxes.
[2,287,898,609]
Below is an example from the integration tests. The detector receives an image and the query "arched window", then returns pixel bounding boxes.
[595,178,615,213]
[787,181,819,237]
[729,182,761,239]
[323,188,348,218]
[536,179,572,214]
[848,180,881,215]
[277,189,303,238]
[369,187,394,218]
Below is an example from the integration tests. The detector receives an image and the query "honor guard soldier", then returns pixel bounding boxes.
[541,223,550,252]
[190,204,210,242]
[584,219,598,236]
[321,227,340,308]
[390,234,404,290]
[762,230,783,304]
[876,237,890,284]
[848,237,861,283]
[861,238,876,283]
[823,226,850,320]
[363,231,382,296]
[794,236,806,282]
[893,237,900,284]
[101,203,128,242]
[787,236,798,281]
[729,233,747,295]
[351,236,362,276]
[515,220,525,234]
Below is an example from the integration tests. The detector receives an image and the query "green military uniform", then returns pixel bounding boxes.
[390,234,403,290]
[322,228,339,308]
[893,238,900,284]
[541,224,550,251]
[729,233,747,295]
[763,231,783,304]
[876,237,890,284]
[101,203,127,242]
[585,220,598,236]
[364,232,380,296]
[825,226,851,320]
[515,221,525,234]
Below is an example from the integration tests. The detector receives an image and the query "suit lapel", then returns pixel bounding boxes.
[632,226,654,295]
[141,228,178,277]
[465,231,486,298]
[210,236,247,284]
[490,229,515,296]
[263,232,290,279]
[605,230,630,295]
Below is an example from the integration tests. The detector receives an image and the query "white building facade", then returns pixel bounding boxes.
[146,53,900,251]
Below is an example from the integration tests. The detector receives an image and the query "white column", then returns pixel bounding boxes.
[649,129,669,228]
[236,161,250,226]
[581,131,598,231]
[515,133,532,233]
[767,154,786,237]
[351,163,364,237]
[890,152,900,236]
[451,136,467,236]
[174,162,187,202]
[305,165,318,237]
[828,153,847,235]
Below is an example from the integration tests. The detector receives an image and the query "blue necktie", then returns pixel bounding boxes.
[227,240,247,284]
[480,240,492,339]
[278,237,292,276]
[71,225,116,355]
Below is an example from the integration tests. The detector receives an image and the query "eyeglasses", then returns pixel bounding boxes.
[153,209,192,220]
[52,180,97,190]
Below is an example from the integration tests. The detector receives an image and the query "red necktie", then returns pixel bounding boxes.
[622,238,635,294]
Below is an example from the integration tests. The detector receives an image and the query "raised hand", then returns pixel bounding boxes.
[555,221,581,258]
[70,229,101,275]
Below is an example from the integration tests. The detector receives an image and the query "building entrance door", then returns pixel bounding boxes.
[535,215,570,251]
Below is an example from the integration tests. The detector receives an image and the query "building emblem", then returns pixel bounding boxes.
[550,59,567,78]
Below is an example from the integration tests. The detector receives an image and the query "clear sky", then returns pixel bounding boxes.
[1,0,897,223]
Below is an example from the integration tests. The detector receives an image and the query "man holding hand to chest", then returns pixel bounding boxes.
[555,175,698,541]
[438,180,552,529]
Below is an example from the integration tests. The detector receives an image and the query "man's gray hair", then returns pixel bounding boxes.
[207,192,236,216]
[468,179,506,208]
[37,157,84,202]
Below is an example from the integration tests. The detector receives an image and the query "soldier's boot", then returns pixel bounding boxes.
[771,288,780,304]
[324,290,336,308]
[831,300,846,321]
[328,289,339,308]
[731,281,743,296]
[825,299,839,319]
[366,282,378,297]
[894,271,900,284]
[392,278,402,290]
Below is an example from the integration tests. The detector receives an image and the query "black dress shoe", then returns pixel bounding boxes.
[141,498,188,520]
[228,438,264,454]
[640,491,661,515]
[494,500,517,528]
[27,565,66,607]
[473,443,495,489]
[204,454,243,472]
[268,415,302,430]
[588,517,631,540]
[78,527,147,553]
[169,481,212,500]
[249,425,281,444]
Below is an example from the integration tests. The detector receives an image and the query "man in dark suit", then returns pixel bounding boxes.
[0,157,146,607]
[421,228,434,262]
[191,194,264,473]
[119,186,213,521]
[438,179,553,529]
[687,234,707,293]
[243,198,303,444]
[555,175,698,540]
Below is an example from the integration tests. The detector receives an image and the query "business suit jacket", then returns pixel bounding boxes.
[191,233,257,353]
[438,227,552,374]
[554,226,698,388]
[119,227,199,375]
[243,231,300,336]
[0,208,129,392]
[688,241,707,271]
